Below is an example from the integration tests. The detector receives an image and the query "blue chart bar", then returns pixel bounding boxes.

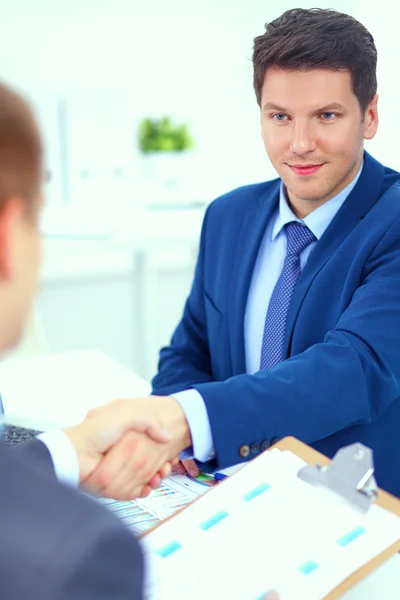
[299,560,319,575]
[157,541,182,558]
[243,483,271,502]
[337,526,366,547]
[200,511,229,531]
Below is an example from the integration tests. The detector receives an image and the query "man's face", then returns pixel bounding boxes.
[260,68,378,216]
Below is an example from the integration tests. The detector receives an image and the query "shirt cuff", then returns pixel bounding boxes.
[37,430,80,488]
[173,389,215,463]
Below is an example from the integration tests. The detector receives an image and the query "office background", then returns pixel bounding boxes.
[0,0,396,380]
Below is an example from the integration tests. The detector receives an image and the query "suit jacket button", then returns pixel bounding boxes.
[239,444,250,458]
[250,443,260,455]
[260,440,270,452]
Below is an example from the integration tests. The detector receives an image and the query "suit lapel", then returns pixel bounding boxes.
[283,152,386,357]
[228,184,279,374]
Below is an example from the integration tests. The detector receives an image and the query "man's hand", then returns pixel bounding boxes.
[82,428,173,499]
[76,396,192,500]
[64,405,173,495]
[173,458,199,478]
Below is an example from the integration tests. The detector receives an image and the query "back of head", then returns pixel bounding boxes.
[253,8,377,113]
[0,83,43,216]
[0,84,43,352]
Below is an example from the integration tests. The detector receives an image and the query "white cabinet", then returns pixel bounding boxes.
[36,229,200,382]
[37,274,140,374]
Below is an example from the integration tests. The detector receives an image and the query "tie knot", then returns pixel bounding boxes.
[285,221,316,257]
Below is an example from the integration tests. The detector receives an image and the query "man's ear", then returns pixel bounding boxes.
[363,94,379,141]
[0,196,25,281]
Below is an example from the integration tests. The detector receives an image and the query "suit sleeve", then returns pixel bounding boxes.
[58,512,143,600]
[152,205,215,394]
[10,437,56,478]
[194,214,400,468]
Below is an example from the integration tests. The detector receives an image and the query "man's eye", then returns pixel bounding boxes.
[273,113,287,121]
[321,112,336,120]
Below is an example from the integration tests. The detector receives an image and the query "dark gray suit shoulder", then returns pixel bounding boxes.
[9,436,55,476]
[0,446,143,600]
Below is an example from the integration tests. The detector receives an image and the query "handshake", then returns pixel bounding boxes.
[65,397,281,600]
[64,394,193,500]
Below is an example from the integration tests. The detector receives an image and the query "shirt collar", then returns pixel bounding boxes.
[271,163,363,241]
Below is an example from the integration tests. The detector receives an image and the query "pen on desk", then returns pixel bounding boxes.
[213,472,228,482]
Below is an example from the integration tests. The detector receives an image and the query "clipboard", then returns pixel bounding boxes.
[142,437,400,599]
[276,437,400,599]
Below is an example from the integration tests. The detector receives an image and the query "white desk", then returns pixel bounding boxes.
[342,554,399,599]
[1,350,398,598]
[0,349,151,429]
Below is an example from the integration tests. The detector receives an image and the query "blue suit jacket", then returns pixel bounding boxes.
[152,152,400,498]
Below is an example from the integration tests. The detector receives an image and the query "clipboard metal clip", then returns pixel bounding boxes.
[297,443,378,513]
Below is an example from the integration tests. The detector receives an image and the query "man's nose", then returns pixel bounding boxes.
[289,121,317,155]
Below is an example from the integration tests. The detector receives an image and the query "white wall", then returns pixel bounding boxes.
[0,0,362,211]
[3,0,398,381]
[349,1,400,169]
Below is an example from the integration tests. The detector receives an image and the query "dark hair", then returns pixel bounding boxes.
[253,8,377,113]
[0,82,43,215]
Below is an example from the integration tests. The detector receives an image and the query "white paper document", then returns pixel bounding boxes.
[99,466,242,535]
[140,449,400,600]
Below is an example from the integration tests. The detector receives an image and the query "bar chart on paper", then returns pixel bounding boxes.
[99,469,222,535]
[140,449,400,600]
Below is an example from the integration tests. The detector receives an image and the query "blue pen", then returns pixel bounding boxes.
[213,472,228,482]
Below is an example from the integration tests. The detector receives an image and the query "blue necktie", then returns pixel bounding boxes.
[260,221,316,370]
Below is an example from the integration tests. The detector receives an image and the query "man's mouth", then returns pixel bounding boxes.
[287,164,324,176]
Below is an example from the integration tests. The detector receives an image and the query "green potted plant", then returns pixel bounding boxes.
[138,117,193,153]
[138,117,195,204]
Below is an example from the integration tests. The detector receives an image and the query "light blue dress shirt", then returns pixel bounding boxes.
[174,167,362,463]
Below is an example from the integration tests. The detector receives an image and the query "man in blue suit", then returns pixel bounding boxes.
[99,8,400,499]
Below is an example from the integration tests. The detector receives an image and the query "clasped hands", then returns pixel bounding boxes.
[64,397,281,600]
[64,395,192,500]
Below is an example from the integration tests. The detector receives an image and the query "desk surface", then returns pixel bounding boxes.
[342,555,400,600]
[1,353,399,598]
[0,349,151,428]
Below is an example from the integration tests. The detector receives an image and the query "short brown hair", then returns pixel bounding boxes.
[0,83,43,214]
[253,8,377,113]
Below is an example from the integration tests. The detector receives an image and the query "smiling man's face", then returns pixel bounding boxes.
[260,67,378,217]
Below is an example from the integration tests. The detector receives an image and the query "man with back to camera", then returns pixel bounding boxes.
[86,8,400,500]
[0,79,189,599]
[0,80,277,600]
